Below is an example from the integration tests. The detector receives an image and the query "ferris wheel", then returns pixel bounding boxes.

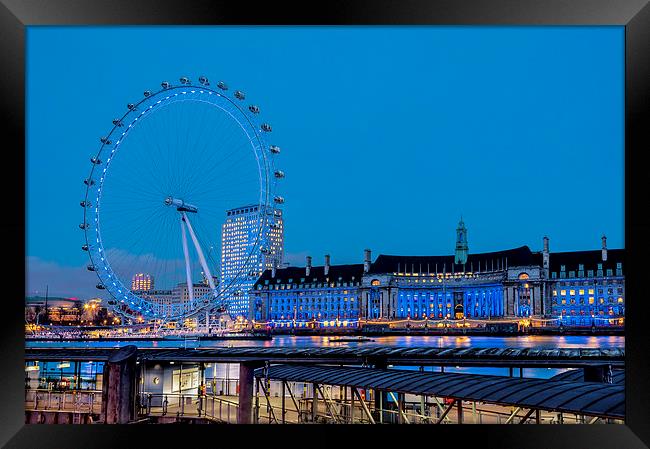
[80,76,284,323]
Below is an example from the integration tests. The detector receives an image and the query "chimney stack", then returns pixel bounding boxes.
[324,254,330,276]
[601,235,608,261]
[306,256,312,277]
[364,249,371,273]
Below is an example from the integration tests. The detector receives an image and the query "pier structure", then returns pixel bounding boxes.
[24,346,624,424]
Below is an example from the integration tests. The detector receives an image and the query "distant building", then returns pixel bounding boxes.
[251,255,363,328]
[220,204,284,318]
[547,235,624,326]
[141,281,216,317]
[25,296,112,326]
[365,247,525,321]
[251,221,624,328]
[25,296,82,324]
[131,273,154,292]
[172,282,214,303]
[141,289,174,310]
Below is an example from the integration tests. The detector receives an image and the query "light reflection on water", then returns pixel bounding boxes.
[27,335,623,379]
[26,334,624,350]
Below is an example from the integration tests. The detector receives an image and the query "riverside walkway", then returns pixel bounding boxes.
[24,345,624,424]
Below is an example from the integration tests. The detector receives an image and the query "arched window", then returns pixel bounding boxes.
[371,279,380,286]
[518,273,530,280]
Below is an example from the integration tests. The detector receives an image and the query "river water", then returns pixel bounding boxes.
[27,335,623,379]
[26,334,624,350]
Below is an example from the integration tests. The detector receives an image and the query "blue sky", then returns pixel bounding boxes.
[26,26,624,298]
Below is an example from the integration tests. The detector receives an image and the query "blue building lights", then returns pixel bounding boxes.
[249,230,624,328]
[546,237,625,326]
[250,259,364,328]
[394,285,503,319]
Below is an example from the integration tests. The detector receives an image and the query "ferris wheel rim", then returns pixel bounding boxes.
[81,78,281,322]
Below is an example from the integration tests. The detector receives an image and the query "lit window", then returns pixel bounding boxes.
[560,290,566,296]
[579,289,584,295]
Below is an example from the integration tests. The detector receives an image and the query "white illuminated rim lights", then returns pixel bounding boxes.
[82,79,278,321]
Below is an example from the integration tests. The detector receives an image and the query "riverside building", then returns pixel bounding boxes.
[250,220,624,328]
[547,236,624,326]
[250,255,364,328]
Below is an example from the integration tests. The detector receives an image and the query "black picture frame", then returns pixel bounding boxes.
[2,0,649,448]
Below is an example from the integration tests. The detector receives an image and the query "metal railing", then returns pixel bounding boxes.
[137,392,239,423]
[25,389,102,414]
[250,391,621,425]
[207,379,239,396]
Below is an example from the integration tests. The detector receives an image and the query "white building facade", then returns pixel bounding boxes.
[220,205,284,317]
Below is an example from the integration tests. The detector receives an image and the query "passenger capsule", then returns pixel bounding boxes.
[161,81,171,89]
[143,90,152,97]
[79,223,89,229]
[179,76,190,84]
[90,157,102,165]
[260,247,270,255]
[100,137,112,145]
[127,103,136,111]
[80,200,92,207]
[96,284,106,290]
[269,145,281,154]
[81,244,89,251]
[217,81,228,90]
[248,105,260,114]
[261,123,272,132]
[198,76,209,85]
[112,119,123,127]
[270,222,280,229]
[84,178,95,186]
[274,170,285,179]
[87,265,96,271]
[273,196,284,204]
[234,90,245,100]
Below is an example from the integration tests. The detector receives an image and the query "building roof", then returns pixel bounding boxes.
[548,249,624,273]
[225,204,282,215]
[26,346,624,367]
[252,245,625,286]
[550,368,625,385]
[253,263,364,288]
[254,364,624,419]
[369,246,542,274]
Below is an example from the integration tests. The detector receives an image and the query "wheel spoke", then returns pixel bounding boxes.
[81,80,282,325]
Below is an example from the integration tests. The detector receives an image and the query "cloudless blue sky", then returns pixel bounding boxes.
[26,26,624,298]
